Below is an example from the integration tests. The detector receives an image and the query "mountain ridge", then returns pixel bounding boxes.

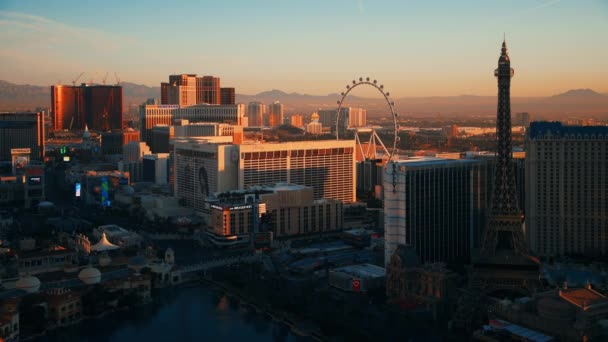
[1,80,607,119]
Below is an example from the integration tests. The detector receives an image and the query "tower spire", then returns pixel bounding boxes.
[482,40,525,258]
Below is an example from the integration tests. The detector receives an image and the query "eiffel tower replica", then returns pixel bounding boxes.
[453,39,542,331]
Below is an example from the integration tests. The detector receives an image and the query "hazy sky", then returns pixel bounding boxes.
[1,0,607,97]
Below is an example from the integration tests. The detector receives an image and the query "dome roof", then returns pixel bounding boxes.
[79,267,101,285]
[16,276,41,293]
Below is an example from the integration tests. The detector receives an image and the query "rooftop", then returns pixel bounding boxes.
[529,121,608,139]
[392,156,482,168]
[332,263,386,279]
[559,287,608,309]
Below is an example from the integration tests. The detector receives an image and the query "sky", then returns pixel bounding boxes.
[1,0,607,97]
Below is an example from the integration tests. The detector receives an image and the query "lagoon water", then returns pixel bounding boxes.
[36,285,308,342]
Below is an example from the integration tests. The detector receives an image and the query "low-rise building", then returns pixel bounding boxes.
[206,183,344,246]
[386,244,458,311]
[46,289,82,327]
[329,263,386,293]
[17,248,77,276]
[493,284,608,341]
[0,298,19,342]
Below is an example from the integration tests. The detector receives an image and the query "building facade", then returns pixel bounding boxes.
[246,102,266,127]
[525,122,608,257]
[173,139,356,215]
[51,85,122,131]
[0,112,45,162]
[220,87,235,105]
[173,140,239,214]
[317,107,366,133]
[268,101,284,127]
[143,153,169,185]
[207,184,344,245]
[160,74,235,106]
[383,158,488,265]
[140,104,245,145]
[290,114,304,128]
[238,140,356,204]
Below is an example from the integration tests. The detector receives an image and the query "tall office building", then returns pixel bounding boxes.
[383,158,487,265]
[143,153,170,185]
[51,85,83,130]
[139,104,246,145]
[100,129,140,155]
[526,122,608,257]
[164,74,197,106]
[51,84,123,131]
[246,102,266,127]
[268,101,284,127]
[118,142,151,182]
[290,114,304,128]
[220,87,235,105]
[173,140,239,213]
[0,112,45,163]
[317,107,366,133]
[197,76,221,105]
[347,107,367,128]
[160,74,234,106]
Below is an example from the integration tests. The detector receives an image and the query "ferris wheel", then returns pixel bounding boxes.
[335,77,399,161]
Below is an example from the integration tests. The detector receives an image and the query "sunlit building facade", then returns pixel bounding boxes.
[52,85,123,131]
[140,104,245,145]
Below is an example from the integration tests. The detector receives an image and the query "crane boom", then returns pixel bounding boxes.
[72,72,84,86]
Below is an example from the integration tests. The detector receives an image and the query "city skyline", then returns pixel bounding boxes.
[1,0,608,97]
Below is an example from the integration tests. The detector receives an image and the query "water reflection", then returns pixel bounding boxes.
[38,285,308,342]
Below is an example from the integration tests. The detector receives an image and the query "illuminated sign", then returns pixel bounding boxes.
[75,182,81,197]
[101,176,110,207]
[210,204,252,211]
[352,278,361,292]
[28,177,41,186]
[11,148,31,154]
[63,156,70,162]
[230,205,252,211]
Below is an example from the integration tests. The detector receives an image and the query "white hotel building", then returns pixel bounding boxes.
[140,103,246,144]
[173,139,356,215]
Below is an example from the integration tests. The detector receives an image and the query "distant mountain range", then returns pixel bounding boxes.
[1,80,606,119]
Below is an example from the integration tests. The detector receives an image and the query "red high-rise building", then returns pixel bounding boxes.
[51,84,123,131]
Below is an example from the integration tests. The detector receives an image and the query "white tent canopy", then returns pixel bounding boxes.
[91,232,119,252]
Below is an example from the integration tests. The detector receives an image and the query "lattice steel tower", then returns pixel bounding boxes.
[481,40,527,257]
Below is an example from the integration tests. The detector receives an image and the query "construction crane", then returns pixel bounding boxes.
[114,72,120,86]
[102,72,109,85]
[71,72,84,86]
